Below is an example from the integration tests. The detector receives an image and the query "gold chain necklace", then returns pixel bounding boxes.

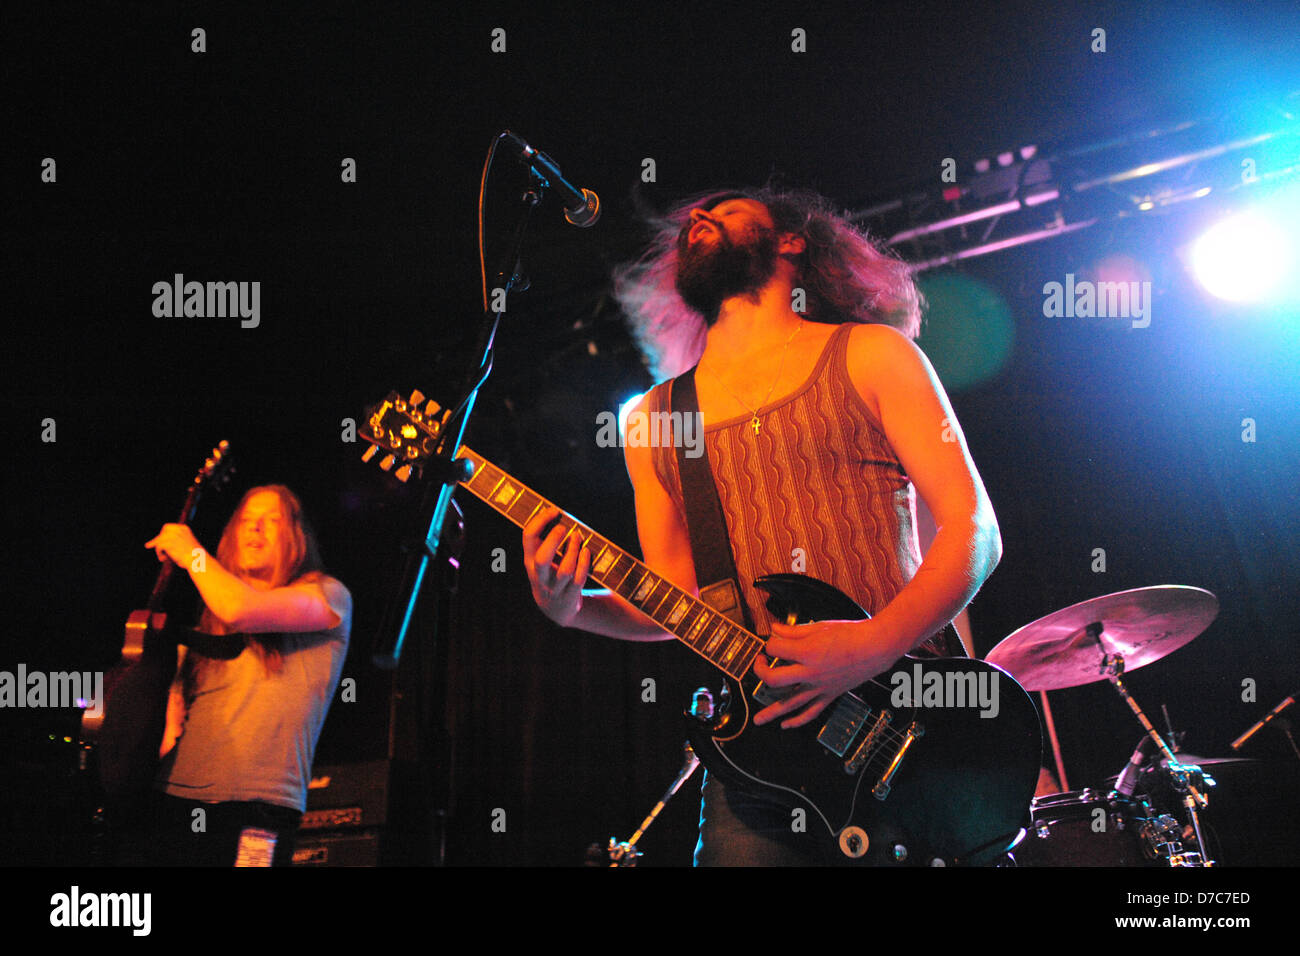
[703,322,802,435]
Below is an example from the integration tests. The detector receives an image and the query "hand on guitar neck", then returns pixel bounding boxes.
[521,506,592,629]
[522,506,673,642]
[143,523,205,570]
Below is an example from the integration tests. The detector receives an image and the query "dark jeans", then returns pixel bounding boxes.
[152,793,301,867]
[694,770,833,866]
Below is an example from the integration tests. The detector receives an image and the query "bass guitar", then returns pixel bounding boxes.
[362,391,1042,865]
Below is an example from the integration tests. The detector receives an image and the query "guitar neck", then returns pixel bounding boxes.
[455,447,764,681]
[144,476,207,611]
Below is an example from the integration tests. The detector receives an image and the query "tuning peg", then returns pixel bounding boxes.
[361,445,378,463]
[380,455,395,471]
[395,464,413,482]
[409,389,425,407]
[424,401,439,417]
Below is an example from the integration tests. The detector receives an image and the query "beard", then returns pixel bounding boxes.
[674,221,779,325]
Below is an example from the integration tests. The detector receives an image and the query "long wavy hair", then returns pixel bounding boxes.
[613,186,925,380]
[185,485,326,694]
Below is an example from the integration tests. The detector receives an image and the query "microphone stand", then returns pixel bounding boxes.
[367,155,545,864]
[371,167,544,670]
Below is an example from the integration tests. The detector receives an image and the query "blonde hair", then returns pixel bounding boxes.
[185,485,326,694]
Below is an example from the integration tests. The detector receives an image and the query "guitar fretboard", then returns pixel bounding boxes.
[457,448,764,681]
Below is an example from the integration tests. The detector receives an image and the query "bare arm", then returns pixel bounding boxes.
[521,393,697,642]
[847,323,1002,652]
[144,524,348,633]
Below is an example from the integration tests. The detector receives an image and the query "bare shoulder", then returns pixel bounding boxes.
[845,323,936,417]
[846,321,924,366]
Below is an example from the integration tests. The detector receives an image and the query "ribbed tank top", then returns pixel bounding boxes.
[647,322,957,656]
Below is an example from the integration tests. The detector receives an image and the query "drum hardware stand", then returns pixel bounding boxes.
[590,690,713,866]
[1095,626,1215,865]
[1230,692,1298,761]
[1037,690,1070,790]
[595,741,702,867]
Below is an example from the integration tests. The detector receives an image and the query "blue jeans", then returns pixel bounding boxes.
[694,770,833,866]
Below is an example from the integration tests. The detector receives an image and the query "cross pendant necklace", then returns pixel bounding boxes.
[704,322,802,437]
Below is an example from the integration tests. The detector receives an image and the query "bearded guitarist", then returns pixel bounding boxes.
[141,484,351,866]
[521,188,1005,865]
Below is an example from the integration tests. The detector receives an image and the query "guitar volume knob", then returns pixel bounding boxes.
[837,826,869,859]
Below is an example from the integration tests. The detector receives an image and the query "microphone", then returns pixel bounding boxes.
[1114,735,1157,797]
[500,131,601,227]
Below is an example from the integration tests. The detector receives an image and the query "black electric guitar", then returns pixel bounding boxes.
[87,442,236,801]
[362,391,1042,865]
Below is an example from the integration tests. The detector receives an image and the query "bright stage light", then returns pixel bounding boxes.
[1189,210,1292,303]
[618,391,647,436]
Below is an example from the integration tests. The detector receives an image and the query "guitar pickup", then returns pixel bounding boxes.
[843,710,893,775]
[816,694,871,757]
[872,721,924,801]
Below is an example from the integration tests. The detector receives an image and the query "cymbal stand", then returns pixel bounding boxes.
[1094,622,1215,865]
[602,741,701,867]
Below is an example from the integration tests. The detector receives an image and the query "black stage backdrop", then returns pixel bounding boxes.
[3,1,1299,875]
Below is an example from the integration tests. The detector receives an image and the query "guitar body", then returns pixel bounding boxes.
[687,573,1042,866]
[89,614,180,801]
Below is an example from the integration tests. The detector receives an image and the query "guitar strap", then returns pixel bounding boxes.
[183,629,250,661]
[670,368,757,632]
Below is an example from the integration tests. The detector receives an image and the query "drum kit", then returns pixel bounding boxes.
[987,584,1295,867]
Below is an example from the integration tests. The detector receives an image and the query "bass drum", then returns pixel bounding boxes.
[1010,789,1169,866]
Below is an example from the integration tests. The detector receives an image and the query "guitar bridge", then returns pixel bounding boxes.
[873,721,924,801]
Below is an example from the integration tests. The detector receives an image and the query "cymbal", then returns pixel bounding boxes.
[1104,754,1257,786]
[985,586,1218,691]
[1153,753,1255,769]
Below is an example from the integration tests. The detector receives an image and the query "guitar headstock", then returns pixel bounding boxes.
[192,440,236,492]
[360,390,450,482]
